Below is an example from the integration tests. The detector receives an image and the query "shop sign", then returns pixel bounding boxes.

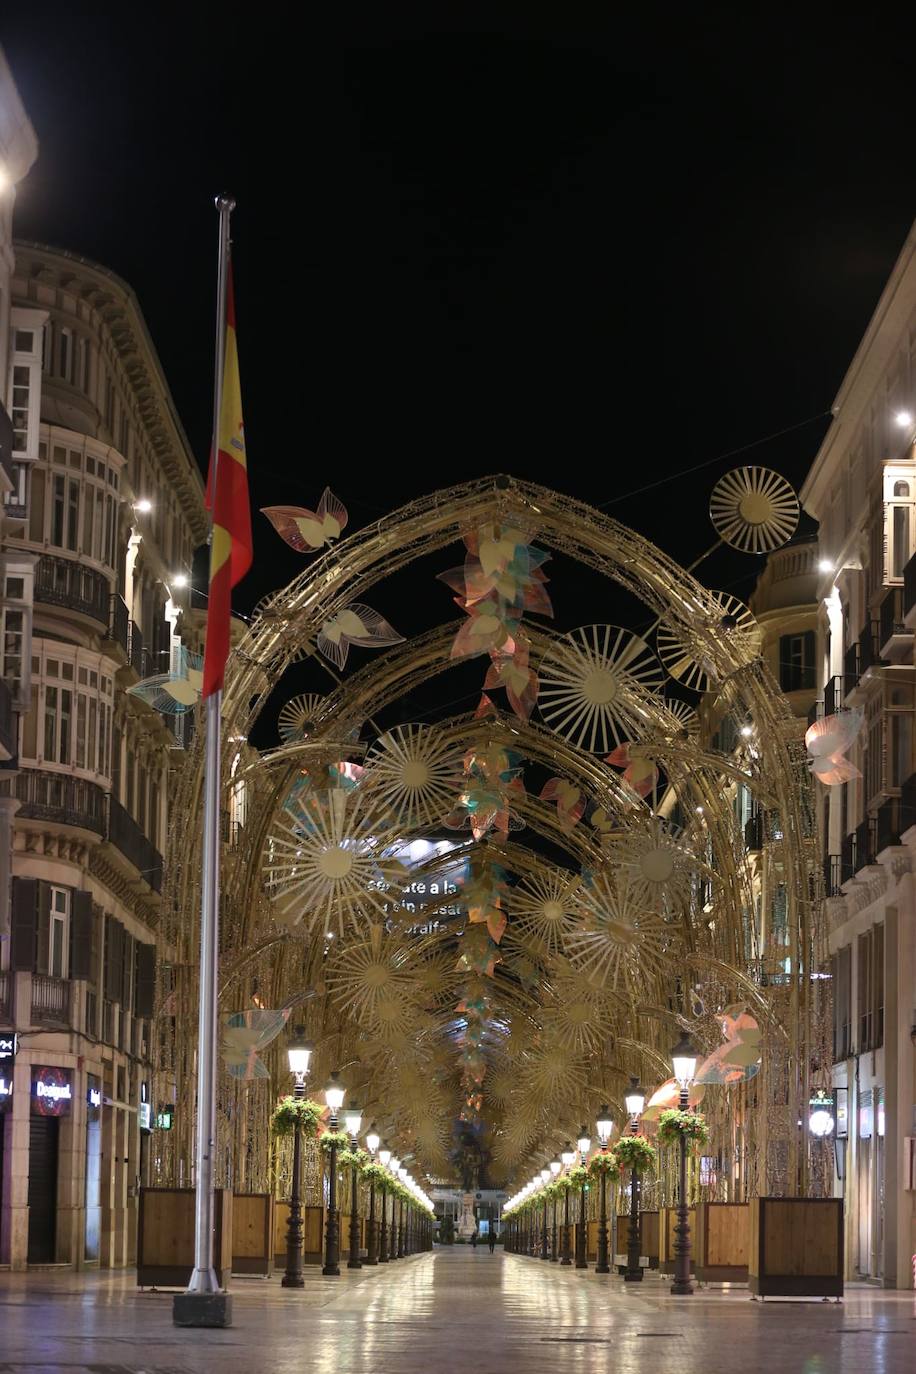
[0,1073,12,1109]
[156,1103,174,1130]
[32,1065,73,1117]
[87,1075,102,1122]
[0,1032,17,1063]
[139,1102,152,1132]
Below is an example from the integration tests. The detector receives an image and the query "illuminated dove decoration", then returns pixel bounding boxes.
[606,743,658,798]
[220,1006,291,1080]
[641,1077,705,1121]
[316,603,404,670]
[805,709,864,785]
[695,1006,762,1085]
[261,488,348,552]
[128,647,202,715]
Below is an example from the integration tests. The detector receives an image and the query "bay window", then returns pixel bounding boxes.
[883,462,916,583]
[20,646,115,782]
[27,433,122,569]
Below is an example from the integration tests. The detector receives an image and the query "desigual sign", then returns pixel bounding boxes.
[31,1066,73,1117]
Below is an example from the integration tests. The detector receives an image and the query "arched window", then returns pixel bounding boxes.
[894,480,910,497]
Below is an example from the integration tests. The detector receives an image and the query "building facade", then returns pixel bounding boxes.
[0,78,207,1267]
[801,219,916,1289]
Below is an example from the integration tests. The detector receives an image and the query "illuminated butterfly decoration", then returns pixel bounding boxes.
[694,1006,762,1085]
[605,743,658,799]
[539,777,586,831]
[261,487,348,552]
[220,1007,292,1080]
[805,708,864,785]
[641,1077,706,1121]
[128,647,202,715]
[316,603,404,670]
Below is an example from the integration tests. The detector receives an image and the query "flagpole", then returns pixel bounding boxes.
[174,193,234,1328]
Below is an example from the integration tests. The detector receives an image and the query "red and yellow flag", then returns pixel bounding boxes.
[202,270,252,697]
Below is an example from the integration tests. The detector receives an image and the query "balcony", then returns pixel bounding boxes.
[127,621,150,679]
[106,794,163,893]
[842,642,860,698]
[9,767,106,834]
[744,811,763,852]
[874,798,902,854]
[904,551,916,629]
[878,587,913,660]
[31,974,70,1025]
[855,816,876,870]
[34,554,110,626]
[901,770,916,838]
[105,594,130,656]
[0,400,14,490]
[0,676,15,762]
[823,854,851,898]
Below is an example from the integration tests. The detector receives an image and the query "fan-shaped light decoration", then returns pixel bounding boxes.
[608,816,694,912]
[709,466,800,553]
[657,593,761,692]
[261,488,348,552]
[564,873,669,990]
[660,697,699,739]
[538,625,664,753]
[317,603,404,671]
[805,709,864,785]
[325,929,418,1031]
[362,723,463,829]
[264,790,409,936]
[277,693,325,743]
[510,871,585,953]
[128,647,202,714]
[221,1007,291,1080]
[541,973,613,1055]
[519,1045,588,1106]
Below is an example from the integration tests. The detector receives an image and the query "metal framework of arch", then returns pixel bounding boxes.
[153,477,827,1200]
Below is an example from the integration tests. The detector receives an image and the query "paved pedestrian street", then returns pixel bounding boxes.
[0,1250,912,1374]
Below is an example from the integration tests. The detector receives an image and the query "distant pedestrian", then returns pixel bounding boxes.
[488,1233,496,1254]
[471,1232,477,1250]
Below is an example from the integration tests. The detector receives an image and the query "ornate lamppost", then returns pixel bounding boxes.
[343,1100,363,1270]
[378,1145,391,1262]
[281,1028,313,1289]
[670,1032,699,1296]
[364,1123,380,1265]
[396,1165,408,1257]
[549,1159,561,1260]
[595,1105,614,1275]
[389,1157,402,1258]
[560,1142,575,1265]
[575,1126,590,1269]
[539,1167,551,1259]
[623,1077,646,1283]
[322,1071,346,1277]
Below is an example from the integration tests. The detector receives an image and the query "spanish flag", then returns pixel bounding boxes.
[202,270,252,698]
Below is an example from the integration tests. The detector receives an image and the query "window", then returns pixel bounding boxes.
[28,444,121,568]
[883,463,916,583]
[0,566,33,707]
[20,648,114,778]
[59,327,74,383]
[779,630,816,692]
[832,945,851,1061]
[856,925,884,1052]
[49,886,70,978]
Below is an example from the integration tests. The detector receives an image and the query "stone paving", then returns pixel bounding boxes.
[0,1249,913,1373]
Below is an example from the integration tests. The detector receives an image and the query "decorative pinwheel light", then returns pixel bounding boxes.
[362,723,463,830]
[709,466,800,553]
[564,871,670,990]
[128,646,202,714]
[538,624,664,752]
[657,592,761,692]
[277,693,325,743]
[805,709,863,784]
[601,814,695,912]
[510,870,585,953]
[261,487,348,552]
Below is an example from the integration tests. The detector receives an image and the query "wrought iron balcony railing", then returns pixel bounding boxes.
[9,767,106,834]
[34,554,110,626]
[106,794,163,893]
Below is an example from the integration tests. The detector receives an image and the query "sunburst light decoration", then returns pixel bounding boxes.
[540,969,615,1054]
[660,696,700,739]
[277,693,325,743]
[709,466,800,554]
[324,925,420,1036]
[509,870,585,953]
[362,723,463,829]
[564,872,669,990]
[657,592,761,692]
[538,625,664,752]
[128,646,202,714]
[264,789,409,936]
[261,487,348,552]
[601,815,694,912]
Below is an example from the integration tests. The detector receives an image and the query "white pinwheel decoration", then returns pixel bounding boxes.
[805,709,864,785]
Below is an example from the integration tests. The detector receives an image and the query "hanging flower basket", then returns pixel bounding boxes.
[565,1165,589,1193]
[656,1108,710,1150]
[319,1129,350,1153]
[588,1151,621,1182]
[270,1096,324,1139]
[362,1161,390,1190]
[611,1134,657,1173]
[338,1147,369,1173]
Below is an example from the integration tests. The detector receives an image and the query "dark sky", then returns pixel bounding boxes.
[3,6,915,730]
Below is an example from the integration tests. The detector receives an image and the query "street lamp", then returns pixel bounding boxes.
[322,1071,346,1277]
[560,1142,575,1265]
[281,1027,313,1289]
[343,1101,363,1270]
[364,1123,380,1265]
[670,1032,699,1296]
[549,1159,561,1261]
[624,1077,646,1283]
[378,1145,391,1262]
[575,1126,590,1269]
[540,1166,551,1260]
[595,1106,613,1275]
[397,1165,408,1257]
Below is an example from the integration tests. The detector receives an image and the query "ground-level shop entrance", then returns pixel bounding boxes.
[26,1115,59,1263]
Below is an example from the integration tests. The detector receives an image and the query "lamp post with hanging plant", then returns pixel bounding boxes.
[574,1126,591,1269]
[364,1124,381,1265]
[669,1031,700,1296]
[559,1143,575,1264]
[593,1106,615,1275]
[321,1072,347,1276]
[342,1101,363,1269]
[613,1079,652,1283]
[377,1145,392,1262]
[549,1159,561,1260]
[272,1029,318,1290]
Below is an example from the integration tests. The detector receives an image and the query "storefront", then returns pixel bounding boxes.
[27,1065,72,1263]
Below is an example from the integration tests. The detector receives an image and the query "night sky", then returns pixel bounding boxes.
[3,7,915,732]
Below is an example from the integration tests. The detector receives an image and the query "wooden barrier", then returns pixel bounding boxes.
[749,1197,843,1298]
[694,1202,749,1282]
[274,1202,325,1267]
[614,1209,659,1269]
[137,1188,232,1288]
[659,1206,696,1274]
[232,1192,273,1277]
[587,1219,598,1262]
